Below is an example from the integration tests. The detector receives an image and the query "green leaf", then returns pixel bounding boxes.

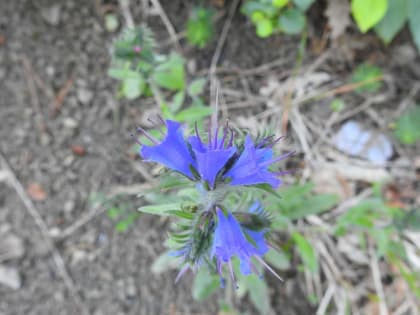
[174,105,213,122]
[192,268,219,301]
[285,194,339,220]
[106,206,120,219]
[292,0,314,11]
[115,212,139,232]
[242,274,271,315]
[241,1,278,17]
[115,220,130,232]
[108,67,130,80]
[138,203,181,216]
[252,183,283,199]
[256,19,274,38]
[350,63,383,93]
[351,0,388,33]
[394,106,420,145]
[152,53,185,90]
[251,11,266,23]
[330,98,345,112]
[165,210,195,220]
[186,7,214,48]
[273,0,289,9]
[188,78,207,96]
[160,102,176,120]
[265,248,290,270]
[122,76,145,99]
[278,8,306,35]
[292,232,318,273]
[394,208,420,231]
[374,0,408,44]
[170,91,185,113]
[408,0,420,51]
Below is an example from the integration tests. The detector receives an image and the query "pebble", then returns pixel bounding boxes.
[62,117,78,129]
[63,200,75,213]
[77,88,93,105]
[125,277,137,298]
[41,4,61,26]
[0,233,25,262]
[0,265,21,290]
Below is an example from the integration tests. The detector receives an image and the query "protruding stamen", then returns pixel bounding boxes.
[175,264,190,283]
[250,262,263,279]
[213,126,220,149]
[131,134,142,145]
[271,135,285,147]
[194,122,204,147]
[228,129,234,147]
[207,123,212,149]
[255,256,283,282]
[257,135,274,148]
[147,117,165,136]
[273,170,294,176]
[156,114,166,126]
[259,151,295,168]
[228,261,239,289]
[136,126,159,144]
[220,121,229,149]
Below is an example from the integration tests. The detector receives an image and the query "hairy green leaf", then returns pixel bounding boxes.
[374,0,407,44]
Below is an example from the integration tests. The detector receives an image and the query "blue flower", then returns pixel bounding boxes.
[188,126,236,189]
[224,135,290,188]
[211,208,266,286]
[211,205,283,287]
[140,120,196,178]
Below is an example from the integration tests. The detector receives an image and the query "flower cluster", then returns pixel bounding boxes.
[136,119,291,287]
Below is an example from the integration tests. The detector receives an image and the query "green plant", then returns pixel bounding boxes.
[108,26,211,123]
[241,0,313,38]
[186,7,214,48]
[145,178,339,313]
[335,184,420,297]
[90,193,141,233]
[350,63,383,93]
[351,0,420,51]
[394,105,420,145]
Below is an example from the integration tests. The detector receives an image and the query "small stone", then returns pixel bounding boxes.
[41,4,61,26]
[40,133,51,146]
[62,117,78,129]
[62,155,75,167]
[0,233,25,262]
[48,227,61,238]
[45,65,55,77]
[77,88,93,105]
[187,59,197,74]
[64,200,75,213]
[0,265,21,290]
[125,277,137,298]
[71,249,87,265]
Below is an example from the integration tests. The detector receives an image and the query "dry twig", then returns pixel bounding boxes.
[0,152,90,315]
[149,0,181,51]
[209,0,240,107]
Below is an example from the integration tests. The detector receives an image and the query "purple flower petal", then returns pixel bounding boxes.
[140,120,196,178]
[211,208,269,283]
[225,135,284,188]
[189,135,236,188]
